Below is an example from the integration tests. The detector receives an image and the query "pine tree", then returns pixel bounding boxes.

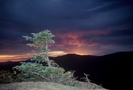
[13,29,78,86]
[23,29,55,67]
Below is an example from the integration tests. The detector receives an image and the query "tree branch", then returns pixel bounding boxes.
[26,71,51,81]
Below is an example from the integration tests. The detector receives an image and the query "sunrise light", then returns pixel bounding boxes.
[0,51,67,62]
[0,49,91,62]
[48,51,67,57]
[0,54,34,62]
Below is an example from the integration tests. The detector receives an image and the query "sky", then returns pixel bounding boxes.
[0,0,133,62]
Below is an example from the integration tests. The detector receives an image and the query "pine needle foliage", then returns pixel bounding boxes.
[13,29,78,86]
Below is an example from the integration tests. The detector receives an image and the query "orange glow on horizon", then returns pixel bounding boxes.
[68,48,93,56]
[0,50,92,62]
[0,51,68,62]
[0,54,34,62]
[49,51,67,57]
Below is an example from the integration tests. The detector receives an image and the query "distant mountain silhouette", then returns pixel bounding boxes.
[0,61,21,71]
[0,51,133,89]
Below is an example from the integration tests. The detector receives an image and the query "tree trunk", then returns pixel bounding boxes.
[45,43,51,67]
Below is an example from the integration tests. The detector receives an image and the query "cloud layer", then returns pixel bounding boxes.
[0,0,133,61]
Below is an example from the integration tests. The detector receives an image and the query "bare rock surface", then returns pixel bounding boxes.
[0,81,107,90]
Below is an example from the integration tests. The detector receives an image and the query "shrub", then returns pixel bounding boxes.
[0,70,24,83]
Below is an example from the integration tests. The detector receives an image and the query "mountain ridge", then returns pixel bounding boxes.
[0,51,133,89]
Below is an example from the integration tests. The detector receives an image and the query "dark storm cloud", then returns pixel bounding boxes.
[1,0,132,30]
[0,0,133,55]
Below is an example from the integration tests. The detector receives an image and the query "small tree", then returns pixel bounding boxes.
[23,29,55,67]
[13,29,78,86]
